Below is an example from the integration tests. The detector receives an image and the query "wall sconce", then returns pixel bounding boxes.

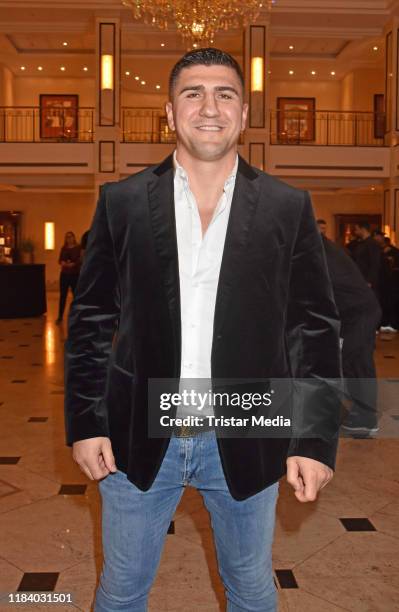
[101,54,114,90]
[384,224,391,238]
[44,222,55,250]
[251,57,264,92]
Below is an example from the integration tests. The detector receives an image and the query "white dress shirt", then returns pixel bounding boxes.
[173,150,238,416]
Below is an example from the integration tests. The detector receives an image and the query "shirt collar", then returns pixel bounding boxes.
[173,150,238,189]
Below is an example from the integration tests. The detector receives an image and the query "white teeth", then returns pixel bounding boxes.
[198,126,222,131]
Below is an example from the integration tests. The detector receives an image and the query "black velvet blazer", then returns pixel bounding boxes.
[64,153,342,500]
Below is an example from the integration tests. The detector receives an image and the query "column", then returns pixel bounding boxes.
[383,17,399,145]
[0,64,14,107]
[383,181,399,244]
[383,17,399,241]
[0,64,14,142]
[94,16,121,197]
[242,16,271,171]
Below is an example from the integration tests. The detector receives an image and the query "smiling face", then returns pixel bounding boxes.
[165,64,248,162]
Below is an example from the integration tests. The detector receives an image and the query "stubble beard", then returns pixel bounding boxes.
[178,130,238,162]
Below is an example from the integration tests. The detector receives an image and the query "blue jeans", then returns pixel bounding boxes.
[94,431,279,611]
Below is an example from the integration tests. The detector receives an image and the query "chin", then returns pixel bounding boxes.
[191,143,231,161]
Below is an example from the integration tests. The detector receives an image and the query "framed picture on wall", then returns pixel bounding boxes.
[39,94,79,140]
[277,97,316,143]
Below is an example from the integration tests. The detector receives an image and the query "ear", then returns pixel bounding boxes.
[241,102,249,131]
[165,101,176,131]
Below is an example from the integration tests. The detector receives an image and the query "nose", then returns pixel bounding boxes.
[198,92,220,117]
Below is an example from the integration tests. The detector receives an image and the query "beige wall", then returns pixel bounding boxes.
[271,80,341,110]
[341,72,354,111]
[341,69,384,112]
[13,77,95,107]
[11,78,167,111]
[0,191,95,286]
[121,89,167,108]
[9,70,385,114]
[311,191,383,240]
[272,69,384,114]
[353,69,384,112]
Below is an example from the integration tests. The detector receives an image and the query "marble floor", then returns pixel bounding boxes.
[0,292,399,612]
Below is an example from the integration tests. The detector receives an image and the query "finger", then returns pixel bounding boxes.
[101,440,117,473]
[286,459,302,491]
[319,469,333,490]
[294,475,307,502]
[92,462,110,480]
[98,456,109,474]
[84,457,109,481]
[80,463,95,481]
[302,471,318,502]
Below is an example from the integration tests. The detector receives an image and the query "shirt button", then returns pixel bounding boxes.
[184,362,193,369]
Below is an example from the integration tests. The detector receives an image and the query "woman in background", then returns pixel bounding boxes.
[56,231,81,324]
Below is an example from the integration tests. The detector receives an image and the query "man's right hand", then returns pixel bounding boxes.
[72,437,117,481]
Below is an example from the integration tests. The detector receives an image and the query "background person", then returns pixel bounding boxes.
[374,231,399,332]
[56,231,81,324]
[317,221,381,438]
[350,221,381,294]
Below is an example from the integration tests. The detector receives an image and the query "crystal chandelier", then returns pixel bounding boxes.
[122,1,272,44]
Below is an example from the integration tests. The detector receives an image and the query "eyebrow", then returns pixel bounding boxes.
[178,85,240,96]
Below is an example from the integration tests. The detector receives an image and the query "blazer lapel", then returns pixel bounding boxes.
[147,154,181,375]
[213,155,261,340]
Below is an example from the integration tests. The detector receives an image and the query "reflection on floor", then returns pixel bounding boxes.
[0,292,399,611]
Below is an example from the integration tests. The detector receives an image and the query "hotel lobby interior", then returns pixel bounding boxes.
[1,0,399,610]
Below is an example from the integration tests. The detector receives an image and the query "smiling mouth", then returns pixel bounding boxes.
[196,125,224,131]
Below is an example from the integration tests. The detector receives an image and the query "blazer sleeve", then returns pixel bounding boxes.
[286,191,342,470]
[64,184,119,446]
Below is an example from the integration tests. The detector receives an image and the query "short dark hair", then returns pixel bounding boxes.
[355,221,371,231]
[169,48,244,98]
[316,219,326,225]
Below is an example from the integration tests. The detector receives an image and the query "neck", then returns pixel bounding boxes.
[175,147,237,187]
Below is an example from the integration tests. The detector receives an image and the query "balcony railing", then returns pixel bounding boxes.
[121,107,245,145]
[0,107,95,142]
[122,107,175,143]
[0,106,387,148]
[270,110,386,146]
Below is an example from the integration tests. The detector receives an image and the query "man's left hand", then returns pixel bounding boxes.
[286,456,333,502]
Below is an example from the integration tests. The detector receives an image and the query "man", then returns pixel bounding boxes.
[65,48,341,611]
[351,221,381,293]
[317,222,381,437]
[374,231,399,332]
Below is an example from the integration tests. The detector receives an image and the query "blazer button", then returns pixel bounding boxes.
[217,334,222,340]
